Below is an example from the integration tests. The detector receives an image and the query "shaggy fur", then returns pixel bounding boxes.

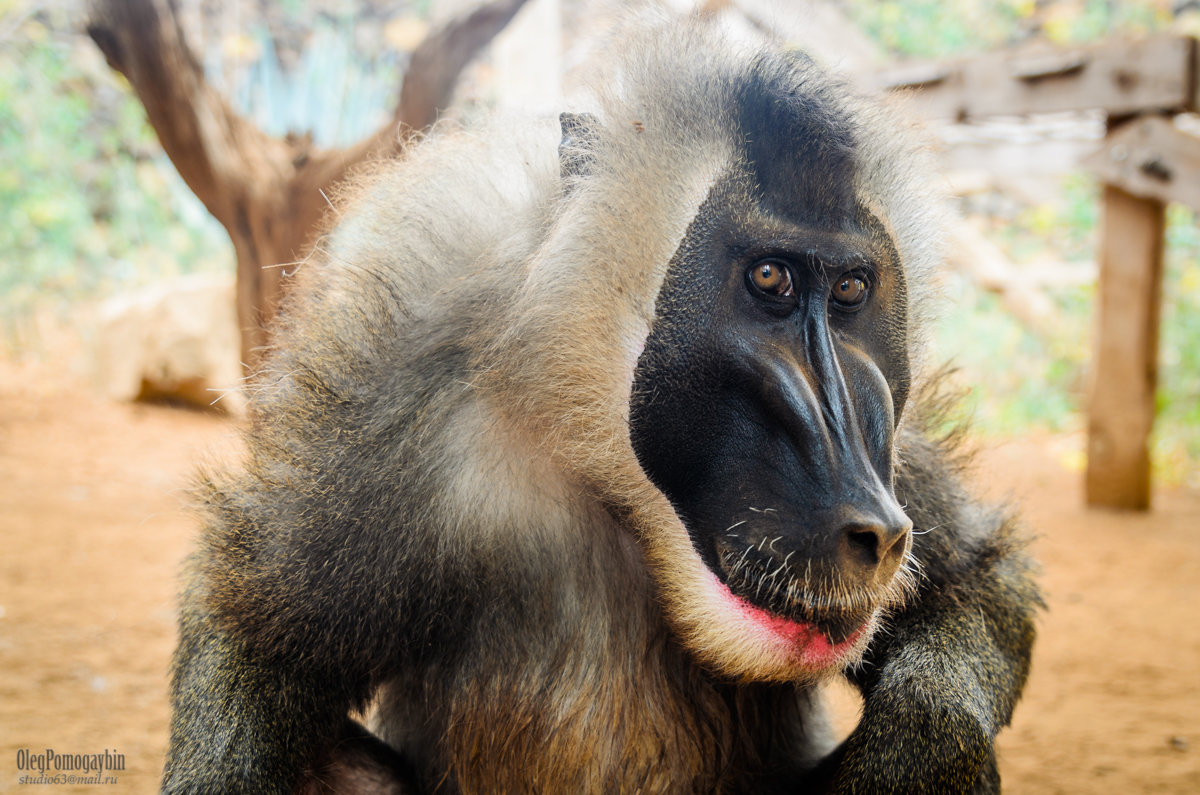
[163,22,1037,795]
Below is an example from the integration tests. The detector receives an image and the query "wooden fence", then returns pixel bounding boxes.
[875,35,1200,510]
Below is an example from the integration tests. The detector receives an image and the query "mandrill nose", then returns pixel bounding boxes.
[837,511,912,585]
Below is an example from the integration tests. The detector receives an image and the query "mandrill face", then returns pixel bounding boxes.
[628,67,915,678]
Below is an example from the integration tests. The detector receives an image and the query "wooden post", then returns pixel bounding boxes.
[872,40,1199,511]
[1086,181,1165,510]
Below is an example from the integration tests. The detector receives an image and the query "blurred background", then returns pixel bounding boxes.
[6,0,1200,483]
[1,0,1198,792]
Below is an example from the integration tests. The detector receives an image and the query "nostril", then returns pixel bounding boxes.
[845,528,881,567]
[877,519,912,575]
[838,518,912,581]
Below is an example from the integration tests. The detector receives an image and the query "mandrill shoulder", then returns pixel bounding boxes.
[892,384,1036,587]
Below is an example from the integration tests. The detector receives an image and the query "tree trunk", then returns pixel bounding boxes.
[88,0,530,373]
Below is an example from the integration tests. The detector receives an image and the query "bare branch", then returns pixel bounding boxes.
[398,0,532,131]
[87,0,531,374]
[86,0,281,230]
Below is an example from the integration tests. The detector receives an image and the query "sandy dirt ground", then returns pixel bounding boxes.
[1,359,1198,793]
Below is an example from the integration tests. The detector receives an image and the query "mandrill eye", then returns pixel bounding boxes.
[747,260,794,298]
[830,272,869,310]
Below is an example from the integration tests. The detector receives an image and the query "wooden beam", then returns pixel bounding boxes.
[875,36,1197,120]
[1082,114,1200,209]
[1086,182,1165,510]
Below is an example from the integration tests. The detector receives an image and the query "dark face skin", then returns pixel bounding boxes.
[629,160,914,643]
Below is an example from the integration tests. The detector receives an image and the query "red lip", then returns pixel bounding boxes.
[705,569,868,668]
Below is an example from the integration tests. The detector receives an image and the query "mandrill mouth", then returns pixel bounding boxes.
[708,537,900,650]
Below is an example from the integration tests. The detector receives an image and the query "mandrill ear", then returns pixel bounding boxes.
[558,111,600,187]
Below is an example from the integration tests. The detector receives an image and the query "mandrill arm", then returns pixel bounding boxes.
[812,422,1041,794]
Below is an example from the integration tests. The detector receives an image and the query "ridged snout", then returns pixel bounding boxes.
[753,318,912,589]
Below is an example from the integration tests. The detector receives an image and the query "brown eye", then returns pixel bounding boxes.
[747,260,793,297]
[830,273,868,308]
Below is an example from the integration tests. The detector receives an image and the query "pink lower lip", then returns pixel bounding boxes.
[704,570,866,667]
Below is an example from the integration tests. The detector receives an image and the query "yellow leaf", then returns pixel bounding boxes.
[222,33,261,63]
[385,17,429,52]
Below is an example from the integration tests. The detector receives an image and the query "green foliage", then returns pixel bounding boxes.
[0,8,411,343]
[931,272,1089,438]
[931,175,1097,443]
[843,0,1025,57]
[0,11,229,337]
[1158,206,1200,482]
[3,1,1196,484]
[1037,0,1170,44]
[843,0,1173,57]
[847,0,1197,484]
[1002,172,1098,263]
[931,174,1200,486]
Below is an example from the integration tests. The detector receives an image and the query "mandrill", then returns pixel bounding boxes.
[164,20,1038,795]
